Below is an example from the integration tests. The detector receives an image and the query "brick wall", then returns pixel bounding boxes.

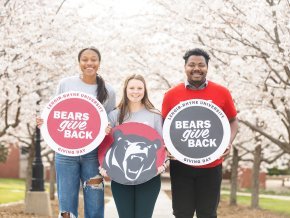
[0,145,20,178]
[238,167,266,189]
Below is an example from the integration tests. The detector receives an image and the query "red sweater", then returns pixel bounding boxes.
[162,81,237,168]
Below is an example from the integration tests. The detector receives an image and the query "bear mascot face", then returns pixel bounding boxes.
[103,129,162,185]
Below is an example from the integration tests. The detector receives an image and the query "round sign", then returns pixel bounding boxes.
[163,99,230,166]
[41,91,108,156]
[98,122,166,185]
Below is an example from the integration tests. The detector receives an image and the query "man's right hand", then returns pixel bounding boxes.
[166,150,176,160]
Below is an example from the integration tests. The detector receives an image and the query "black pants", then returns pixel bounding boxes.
[170,160,222,218]
[111,175,161,218]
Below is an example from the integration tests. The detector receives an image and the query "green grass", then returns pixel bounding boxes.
[221,194,290,216]
[0,178,51,204]
[0,178,25,204]
[259,197,290,214]
[221,186,290,196]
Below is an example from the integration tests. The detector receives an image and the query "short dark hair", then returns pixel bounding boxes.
[183,48,210,65]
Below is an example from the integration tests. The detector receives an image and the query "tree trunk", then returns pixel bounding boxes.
[49,153,56,200]
[251,144,262,208]
[25,141,34,198]
[230,146,239,205]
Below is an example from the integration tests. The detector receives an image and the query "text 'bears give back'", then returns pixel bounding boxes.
[54,111,92,139]
[175,120,217,147]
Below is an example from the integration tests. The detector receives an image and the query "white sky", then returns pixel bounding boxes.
[66,0,151,17]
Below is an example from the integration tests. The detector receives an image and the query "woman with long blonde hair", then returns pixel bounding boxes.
[101,74,166,218]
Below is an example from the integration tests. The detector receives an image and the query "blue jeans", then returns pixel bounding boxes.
[55,149,104,218]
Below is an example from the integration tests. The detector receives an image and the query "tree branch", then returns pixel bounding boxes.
[240,119,290,153]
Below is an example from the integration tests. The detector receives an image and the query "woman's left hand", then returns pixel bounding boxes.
[157,165,166,175]
[105,124,112,135]
[99,166,108,177]
[157,160,169,175]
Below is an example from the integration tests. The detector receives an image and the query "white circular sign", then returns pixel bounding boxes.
[163,99,230,166]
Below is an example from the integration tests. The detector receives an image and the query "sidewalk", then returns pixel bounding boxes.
[105,179,174,218]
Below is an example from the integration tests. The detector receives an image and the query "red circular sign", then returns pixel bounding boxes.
[41,91,108,156]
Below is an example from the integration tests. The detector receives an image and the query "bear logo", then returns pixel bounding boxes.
[103,129,161,185]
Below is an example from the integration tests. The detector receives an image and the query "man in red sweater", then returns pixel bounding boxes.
[162,48,239,218]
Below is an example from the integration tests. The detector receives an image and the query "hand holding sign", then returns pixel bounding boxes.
[219,144,231,159]
[36,117,44,129]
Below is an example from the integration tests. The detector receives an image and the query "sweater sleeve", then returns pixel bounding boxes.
[55,80,63,96]
[108,109,119,128]
[104,84,116,114]
[223,89,237,120]
[161,91,171,120]
[154,113,163,137]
